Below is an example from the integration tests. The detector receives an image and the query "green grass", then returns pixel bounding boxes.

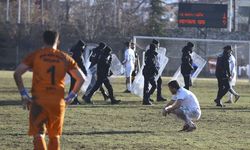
[0,71,250,150]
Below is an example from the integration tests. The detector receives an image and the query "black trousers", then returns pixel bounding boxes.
[182,74,192,90]
[157,77,162,98]
[143,76,157,102]
[87,76,115,101]
[216,78,230,101]
[69,73,79,103]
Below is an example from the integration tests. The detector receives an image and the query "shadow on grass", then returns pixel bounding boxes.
[0,133,26,136]
[201,106,250,112]
[0,130,153,137]
[67,99,169,109]
[64,130,153,135]
[67,104,163,110]
[0,100,21,106]
[0,89,19,93]
[68,100,143,108]
[0,99,163,110]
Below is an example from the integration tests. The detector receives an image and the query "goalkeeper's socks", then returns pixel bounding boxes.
[34,135,47,150]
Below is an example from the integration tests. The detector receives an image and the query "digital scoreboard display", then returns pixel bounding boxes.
[178,3,228,28]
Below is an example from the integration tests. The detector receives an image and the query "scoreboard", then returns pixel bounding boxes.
[178,3,228,28]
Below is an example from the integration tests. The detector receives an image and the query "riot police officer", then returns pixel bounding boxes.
[214,45,240,107]
[69,40,87,105]
[152,39,167,101]
[84,46,121,104]
[82,42,109,103]
[143,44,158,105]
[181,42,194,90]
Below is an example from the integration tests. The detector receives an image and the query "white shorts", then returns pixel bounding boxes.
[125,65,134,77]
[180,106,201,121]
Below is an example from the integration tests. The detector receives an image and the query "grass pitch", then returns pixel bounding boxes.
[0,71,250,150]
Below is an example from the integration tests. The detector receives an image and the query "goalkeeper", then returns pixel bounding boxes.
[13,30,85,150]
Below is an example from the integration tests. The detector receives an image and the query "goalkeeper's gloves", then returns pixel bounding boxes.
[65,91,77,105]
[20,88,32,110]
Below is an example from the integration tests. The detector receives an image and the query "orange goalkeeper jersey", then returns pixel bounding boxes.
[22,48,78,101]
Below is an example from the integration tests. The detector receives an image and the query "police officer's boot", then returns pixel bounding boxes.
[157,89,167,102]
[83,95,94,104]
[71,98,80,105]
[108,93,121,104]
[142,94,152,105]
[110,98,121,105]
[99,87,109,101]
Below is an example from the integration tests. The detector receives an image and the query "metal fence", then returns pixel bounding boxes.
[133,36,250,79]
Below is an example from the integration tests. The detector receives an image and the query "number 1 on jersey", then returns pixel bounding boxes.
[47,65,55,85]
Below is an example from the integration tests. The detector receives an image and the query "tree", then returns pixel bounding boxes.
[147,0,166,36]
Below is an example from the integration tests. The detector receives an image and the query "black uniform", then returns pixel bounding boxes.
[214,50,231,107]
[181,45,194,90]
[85,46,121,104]
[89,45,103,69]
[69,40,87,105]
[156,76,165,101]
[82,42,109,102]
[142,44,158,105]
[151,39,166,101]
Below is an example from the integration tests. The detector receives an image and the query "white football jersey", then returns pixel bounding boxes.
[124,48,136,67]
[172,87,200,110]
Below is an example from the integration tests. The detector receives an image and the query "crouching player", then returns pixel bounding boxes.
[13,30,85,150]
[162,80,201,132]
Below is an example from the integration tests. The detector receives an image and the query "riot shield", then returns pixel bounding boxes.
[111,54,125,76]
[172,52,206,87]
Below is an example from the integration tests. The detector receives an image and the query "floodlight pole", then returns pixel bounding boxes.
[28,0,31,23]
[17,0,21,24]
[228,0,233,32]
[234,0,238,31]
[41,0,44,25]
[6,0,9,22]
[16,0,22,66]
[114,0,117,27]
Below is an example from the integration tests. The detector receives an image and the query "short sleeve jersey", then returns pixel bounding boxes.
[22,48,78,100]
[124,48,136,67]
[171,87,200,110]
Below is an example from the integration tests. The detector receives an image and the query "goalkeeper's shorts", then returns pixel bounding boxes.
[28,99,66,137]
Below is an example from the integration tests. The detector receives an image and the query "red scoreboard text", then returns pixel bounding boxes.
[178,3,228,28]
